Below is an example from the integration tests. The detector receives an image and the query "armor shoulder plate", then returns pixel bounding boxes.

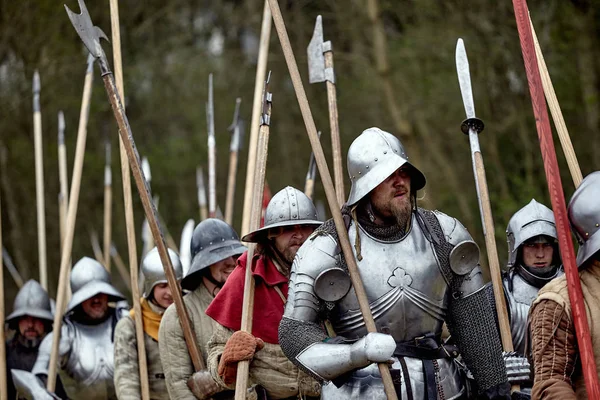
[432,210,474,246]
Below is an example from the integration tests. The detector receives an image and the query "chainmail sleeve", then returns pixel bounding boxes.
[279,223,342,379]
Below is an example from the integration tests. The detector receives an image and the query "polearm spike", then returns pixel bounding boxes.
[235,70,272,400]
[46,48,94,393]
[58,110,69,251]
[308,15,344,207]
[33,70,48,290]
[108,0,149,395]
[65,2,205,381]
[267,1,398,398]
[196,166,208,221]
[103,139,112,271]
[207,74,217,218]
[225,98,242,225]
[179,219,195,277]
[512,1,600,395]
[0,179,7,400]
[241,0,272,238]
[89,228,105,265]
[2,248,24,288]
[140,157,154,258]
[304,131,321,200]
[455,40,516,362]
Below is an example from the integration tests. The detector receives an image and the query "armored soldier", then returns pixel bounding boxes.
[14,257,127,399]
[278,127,510,399]
[530,171,600,399]
[5,280,66,399]
[114,247,183,399]
[159,218,246,399]
[205,186,322,399]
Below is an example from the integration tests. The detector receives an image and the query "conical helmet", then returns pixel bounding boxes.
[141,247,183,298]
[5,280,53,324]
[346,127,426,206]
[506,199,557,267]
[183,218,246,290]
[66,257,125,313]
[568,171,600,267]
[242,186,322,242]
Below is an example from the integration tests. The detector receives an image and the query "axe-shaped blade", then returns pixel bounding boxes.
[64,0,109,61]
[456,39,476,120]
[307,15,326,84]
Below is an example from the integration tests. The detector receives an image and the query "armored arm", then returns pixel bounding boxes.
[31,325,72,380]
[113,316,142,400]
[279,231,395,381]
[435,212,509,396]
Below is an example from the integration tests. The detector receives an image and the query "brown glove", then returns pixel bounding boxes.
[187,370,221,399]
[218,331,265,385]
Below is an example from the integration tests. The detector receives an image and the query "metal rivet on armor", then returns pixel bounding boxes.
[222,238,225,241]
[586,232,589,236]
[374,158,378,162]
[366,165,369,169]
[383,151,387,154]
[596,223,599,227]
[280,214,284,218]
[393,149,397,152]
[293,215,297,218]
[358,171,361,175]
[209,242,213,245]
[292,203,296,206]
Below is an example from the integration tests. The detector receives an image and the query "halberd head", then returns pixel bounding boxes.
[64,0,109,60]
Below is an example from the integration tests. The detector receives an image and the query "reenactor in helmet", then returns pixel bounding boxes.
[529,172,600,399]
[278,128,510,399]
[13,257,127,399]
[113,247,183,399]
[5,280,66,399]
[159,218,246,399]
[205,186,322,399]
[498,200,563,391]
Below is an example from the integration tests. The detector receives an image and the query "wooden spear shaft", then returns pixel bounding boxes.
[47,59,94,393]
[0,184,7,400]
[235,82,271,400]
[110,243,132,293]
[529,16,583,188]
[512,1,600,396]
[267,1,397,398]
[225,151,239,225]
[108,0,150,397]
[324,51,344,207]
[58,111,69,250]
[103,141,112,271]
[33,71,48,290]
[241,0,271,236]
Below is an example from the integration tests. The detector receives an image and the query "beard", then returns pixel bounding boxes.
[390,195,413,230]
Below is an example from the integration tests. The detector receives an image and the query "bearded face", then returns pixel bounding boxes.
[272,225,316,264]
[369,166,413,227]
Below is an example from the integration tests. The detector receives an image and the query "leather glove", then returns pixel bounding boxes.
[187,370,221,400]
[218,331,265,385]
[503,351,531,384]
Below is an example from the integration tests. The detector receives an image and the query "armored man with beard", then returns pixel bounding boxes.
[278,127,510,399]
[205,187,322,399]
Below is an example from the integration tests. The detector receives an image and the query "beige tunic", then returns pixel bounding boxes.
[114,301,168,400]
[159,283,232,400]
[530,261,600,400]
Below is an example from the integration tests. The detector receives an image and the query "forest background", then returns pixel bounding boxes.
[0,0,598,303]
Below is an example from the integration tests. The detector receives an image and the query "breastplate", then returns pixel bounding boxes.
[504,273,539,355]
[333,218,449,342]
[61,316,117,399]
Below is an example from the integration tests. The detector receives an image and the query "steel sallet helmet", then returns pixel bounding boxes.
[346,127,426,206]
[182,218,247,290]
[66,257,125,313]
[241,186,322,242]
[568,171,600,267]
[5,280,54,325]
[141,247,183,299]
[506,199,557,267]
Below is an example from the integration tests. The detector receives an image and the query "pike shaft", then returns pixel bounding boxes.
[324,52,344,207]
[34,100,47,290]
[0,185,7,400]
[58,141,69,249]
[225,150,238,225]
[267,0,397,398]
[512,0,600,395]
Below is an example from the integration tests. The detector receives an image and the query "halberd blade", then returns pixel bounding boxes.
[455,38,476,119]
[64,0,108,60]
[307,15,325,84]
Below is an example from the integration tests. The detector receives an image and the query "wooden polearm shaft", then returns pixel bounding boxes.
[225,98,242,225]
[241,0,272,236]
[2,248,24,288]
[512,1,600,396]
[0,178,7,400]
[47,56,94,393]
[33,71,48,290]
[529,16,583,188]
[235,72,272,400]
[58,111,69,250]
[267,0,397,398]
[110,243,132,293]
[108,0,149,397]
[103,140,112,271]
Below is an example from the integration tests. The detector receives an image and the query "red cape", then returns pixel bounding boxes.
[205,251,288,344]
